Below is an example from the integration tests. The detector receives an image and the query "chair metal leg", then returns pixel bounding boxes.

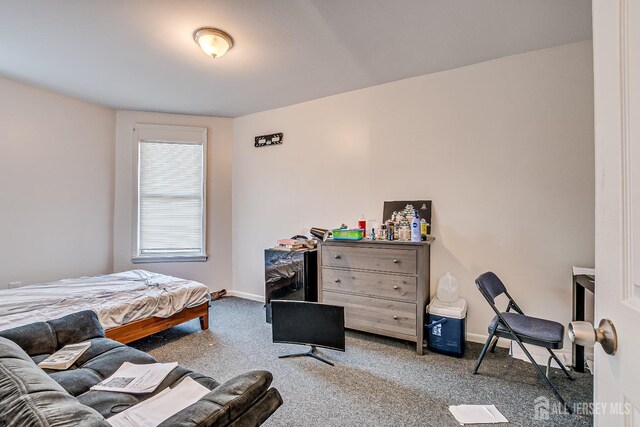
[546,355,553,378]
[489,336,499,353]
[546,348,574,380]
[473,329,495,374]
[512,338,573,414]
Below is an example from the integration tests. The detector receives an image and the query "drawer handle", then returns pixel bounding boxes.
[334,279,341,283]
[334,254,341,259]
[393,315,399,320]
[393,285,399,290]
[393,259,399,264]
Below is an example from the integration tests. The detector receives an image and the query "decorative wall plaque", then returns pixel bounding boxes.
[255,133,283,148]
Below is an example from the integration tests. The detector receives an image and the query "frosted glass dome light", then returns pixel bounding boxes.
[193,27,234,59]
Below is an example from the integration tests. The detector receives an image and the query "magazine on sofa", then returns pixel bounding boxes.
[91,362,178,394]
[37,342,91,370]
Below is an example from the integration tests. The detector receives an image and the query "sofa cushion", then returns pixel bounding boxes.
[49,366,104,397]
[81,343,156,377]
[0,321,58,357]
[0,337,108,427]
[49,310,106,348]
[0,310,105,358]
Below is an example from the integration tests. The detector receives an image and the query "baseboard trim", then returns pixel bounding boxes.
[510,343,571,368]
[226,290,264,303]
[465,332,510,348]
[465,332,571,366]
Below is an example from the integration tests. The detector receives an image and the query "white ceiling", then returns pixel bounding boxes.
[0,0,592,118]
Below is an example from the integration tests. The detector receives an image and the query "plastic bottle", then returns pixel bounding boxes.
[437,272,459,303]
[358,214,366,237]
[411,212,421,242]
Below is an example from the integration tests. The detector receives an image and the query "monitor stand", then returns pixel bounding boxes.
[278,346,334,366]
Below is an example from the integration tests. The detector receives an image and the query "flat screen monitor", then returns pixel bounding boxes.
[271,300,345,352]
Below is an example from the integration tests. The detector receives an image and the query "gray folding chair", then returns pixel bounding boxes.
[473,272,574,413]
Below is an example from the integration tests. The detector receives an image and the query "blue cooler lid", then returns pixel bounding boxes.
[427,298,467,319]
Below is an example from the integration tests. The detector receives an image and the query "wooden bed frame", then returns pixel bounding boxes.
[105,301,210,344]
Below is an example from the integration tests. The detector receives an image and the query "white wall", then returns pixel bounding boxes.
[232,41,595,340]
[0,77,115,287]
[113,111,233,291]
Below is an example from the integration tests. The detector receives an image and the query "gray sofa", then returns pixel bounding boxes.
[0,310,282,426]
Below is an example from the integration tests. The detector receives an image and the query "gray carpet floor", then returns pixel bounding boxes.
[131,297,593,426]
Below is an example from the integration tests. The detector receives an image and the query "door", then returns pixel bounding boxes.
[593,0,640,425]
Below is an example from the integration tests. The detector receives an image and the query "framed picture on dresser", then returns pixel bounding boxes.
[382,200,432,224]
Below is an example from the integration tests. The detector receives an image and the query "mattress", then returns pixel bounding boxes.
[0,270,210,331]
[265,251,303,285]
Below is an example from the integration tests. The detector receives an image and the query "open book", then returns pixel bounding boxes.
[38,342,91,370]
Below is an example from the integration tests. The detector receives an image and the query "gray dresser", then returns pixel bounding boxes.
[318,238,433,354]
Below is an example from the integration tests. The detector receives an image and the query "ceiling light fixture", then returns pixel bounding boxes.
[193,27,234,59]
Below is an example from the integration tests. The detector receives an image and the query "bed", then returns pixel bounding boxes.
[0,270,211,343]
[265,249,305,300]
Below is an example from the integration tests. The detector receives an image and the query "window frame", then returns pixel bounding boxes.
[131,123,208,263]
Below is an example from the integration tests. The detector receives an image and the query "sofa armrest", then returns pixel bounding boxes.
[158,370,282,427]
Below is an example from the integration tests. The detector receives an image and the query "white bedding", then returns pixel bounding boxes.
[0,270,210,331]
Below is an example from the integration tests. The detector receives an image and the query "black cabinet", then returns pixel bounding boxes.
[264,248,318,323]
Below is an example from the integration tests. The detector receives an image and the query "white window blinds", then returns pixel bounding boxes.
[133,124,207,262]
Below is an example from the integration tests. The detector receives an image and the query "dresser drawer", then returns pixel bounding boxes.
[322,268,417,302]
[322,291,416,337]
[322,245,417,274]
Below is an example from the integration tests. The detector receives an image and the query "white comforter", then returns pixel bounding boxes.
[0,270,210,331]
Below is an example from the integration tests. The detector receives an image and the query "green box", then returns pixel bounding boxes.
[331,228,364,241]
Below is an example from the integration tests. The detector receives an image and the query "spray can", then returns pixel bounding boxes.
[411,212,421,242]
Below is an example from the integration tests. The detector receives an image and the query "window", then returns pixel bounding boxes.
[132,124,207,263]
